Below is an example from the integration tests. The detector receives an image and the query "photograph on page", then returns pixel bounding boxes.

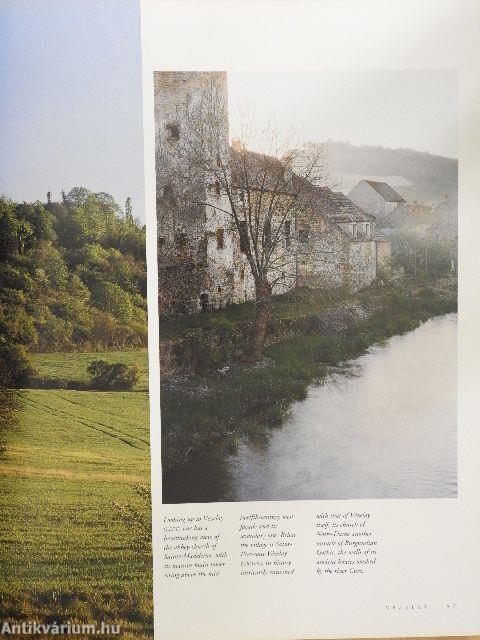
[155,69,458,505]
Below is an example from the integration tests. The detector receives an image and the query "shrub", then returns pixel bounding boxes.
[87,360,139,391]
[0,343,36,388]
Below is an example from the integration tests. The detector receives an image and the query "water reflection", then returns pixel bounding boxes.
[164,314,457,503]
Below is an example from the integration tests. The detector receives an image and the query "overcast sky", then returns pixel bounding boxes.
[0,1,457,219]
[228,70,458,158]
[0,0,144,217]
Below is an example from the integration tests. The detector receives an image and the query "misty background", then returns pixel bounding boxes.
[0,3,457,218]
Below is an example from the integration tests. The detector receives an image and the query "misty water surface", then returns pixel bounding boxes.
[165,314,457,502]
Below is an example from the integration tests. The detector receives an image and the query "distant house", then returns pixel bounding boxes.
[348,180,407,227]
[298,187,391,291]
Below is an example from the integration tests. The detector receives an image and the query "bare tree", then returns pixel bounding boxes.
[156,75,374,358]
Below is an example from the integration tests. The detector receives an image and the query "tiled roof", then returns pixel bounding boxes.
[364,180,406,203]
[310,188,371,223]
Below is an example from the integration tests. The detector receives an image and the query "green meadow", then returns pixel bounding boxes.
[30,350,150,391]
[0,351,153,637]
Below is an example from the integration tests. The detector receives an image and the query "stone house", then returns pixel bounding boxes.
[299,187,390,291]
[348,179,407,227]
[155,71,391,316]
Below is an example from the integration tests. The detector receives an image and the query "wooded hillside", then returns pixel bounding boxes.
[320,141,458,204]
[0,188,147,384]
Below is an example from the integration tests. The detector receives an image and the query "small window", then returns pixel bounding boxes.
[239,221,249,253]
[200,293,209,311]
[285,221,291,247]
[174,233,187,248]
[213,181,221,196]
[216,228,225,249]
[165,123,180,141]
[239,267,245,281]
[163,183,174,199]
[298,229,309,243]
[299,260,312,276]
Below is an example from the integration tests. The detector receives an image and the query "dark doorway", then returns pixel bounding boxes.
[200,293,209,311]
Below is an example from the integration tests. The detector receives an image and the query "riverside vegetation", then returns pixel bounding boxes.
[160,277,457,495]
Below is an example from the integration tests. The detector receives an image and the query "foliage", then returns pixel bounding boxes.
[161,284,457,480]
[390,229,453,279]
[88,359,140,391]
[0,190,147,376]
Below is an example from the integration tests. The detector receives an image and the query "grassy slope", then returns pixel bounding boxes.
[0,351,152,634]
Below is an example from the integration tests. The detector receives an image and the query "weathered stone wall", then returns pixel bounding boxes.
[155,71,235,314]
[348,239,377,291]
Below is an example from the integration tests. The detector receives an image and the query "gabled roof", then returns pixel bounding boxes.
[364,180,406,203]
[310,188,372,223]
[230,146,294,194]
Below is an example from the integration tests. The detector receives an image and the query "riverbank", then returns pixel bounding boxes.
[161,278,457,489]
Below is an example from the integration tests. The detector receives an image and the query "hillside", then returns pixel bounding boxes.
[0,188,147,384]
[313,141,458,205]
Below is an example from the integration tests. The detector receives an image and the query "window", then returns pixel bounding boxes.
[213,181,221,196]
[239,221,249,253]
[285,221,291,247]
[174,233,187,248]
[165,123,180,141]
[299,260,313,276]
[365,223,371,237]
[200,293,209,311]
[298,228,309,243]
[163,183,174,199]
[216,228,225,249]
[352,223,357,237]
[239,267,245,281]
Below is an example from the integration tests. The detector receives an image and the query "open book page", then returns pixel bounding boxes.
[142,1,480,639]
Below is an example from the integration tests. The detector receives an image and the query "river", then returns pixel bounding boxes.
[164,314,457,503]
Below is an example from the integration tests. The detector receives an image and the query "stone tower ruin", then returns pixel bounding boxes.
[154,71,235,315]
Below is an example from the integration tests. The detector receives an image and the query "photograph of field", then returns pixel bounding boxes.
[0,1,152,634]
[0,351,152,635]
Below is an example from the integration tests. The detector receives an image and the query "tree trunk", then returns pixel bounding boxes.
[249,278,272,361]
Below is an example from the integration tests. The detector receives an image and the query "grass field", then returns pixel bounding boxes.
[0,351,153,636]
[30,350,149,391]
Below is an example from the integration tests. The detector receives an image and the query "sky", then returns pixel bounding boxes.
[0,0,145,218]
[0,2,457,220]
[228,70,458,159]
